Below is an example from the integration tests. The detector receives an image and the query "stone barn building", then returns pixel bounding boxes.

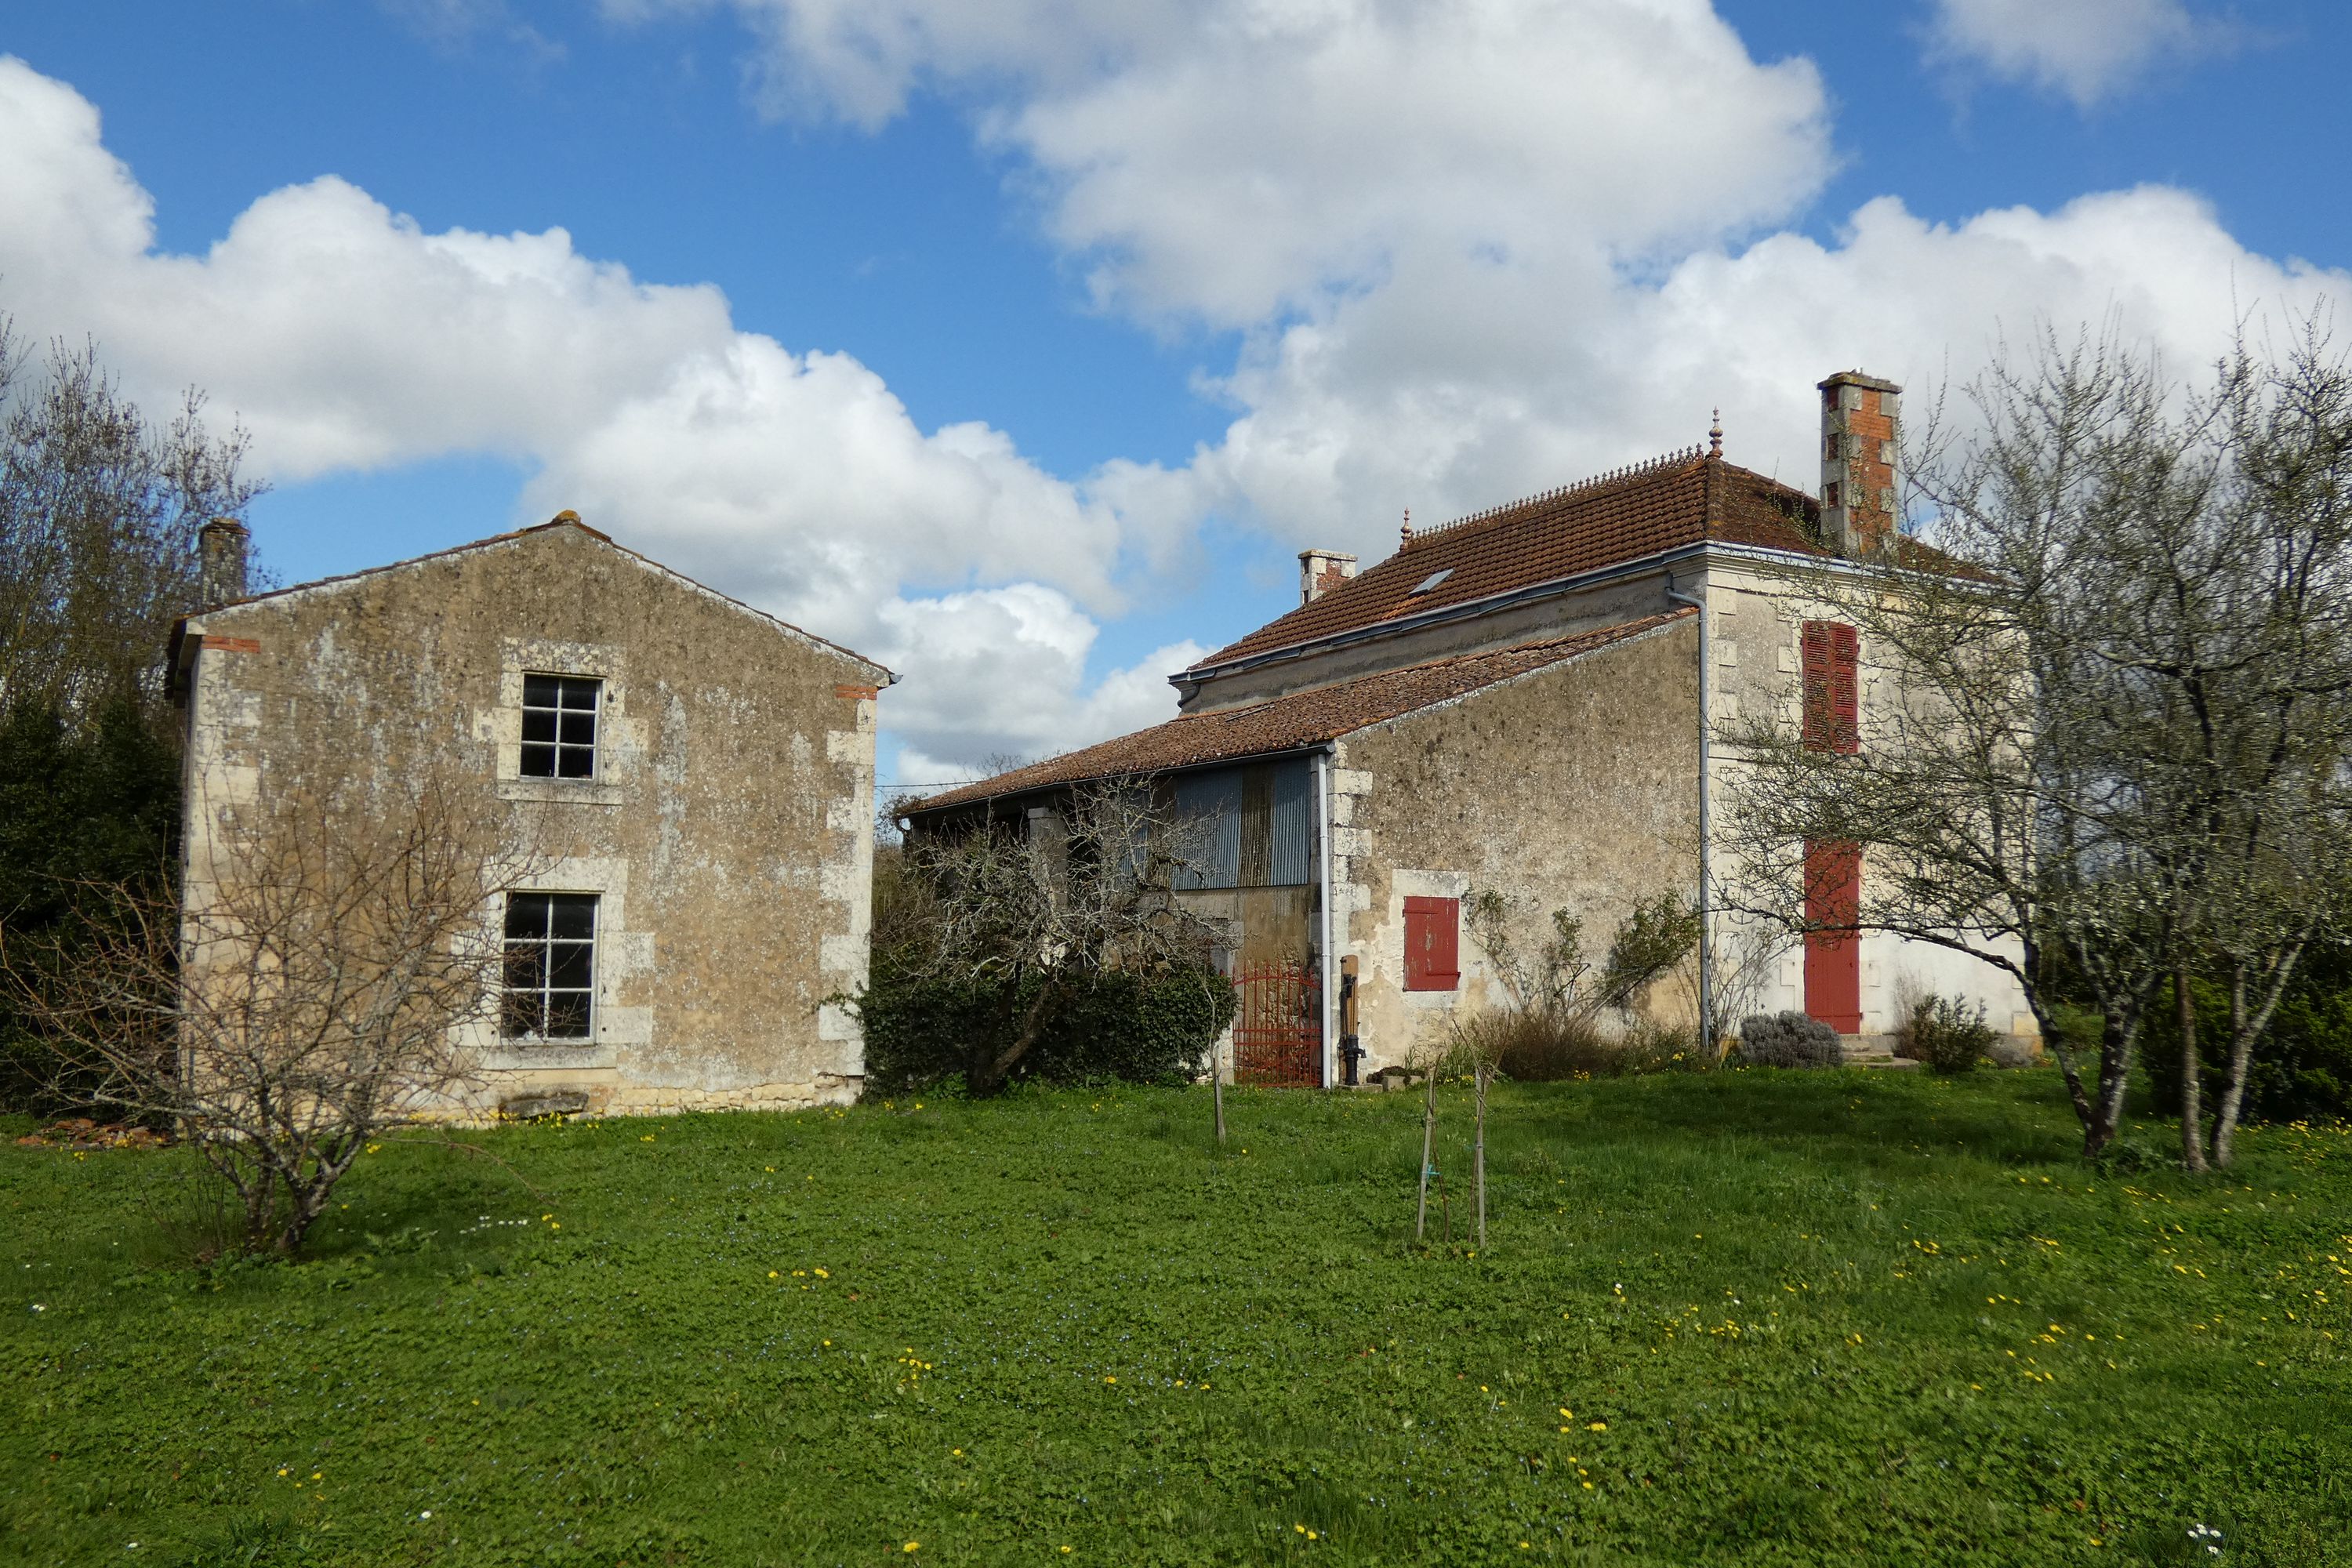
[904,372,2038,1083]
[170,513,892,1116]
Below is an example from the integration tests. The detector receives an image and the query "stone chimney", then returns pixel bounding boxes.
[1298,548,1359,605]
[198,517,250,610]
[1817,371,1902,555]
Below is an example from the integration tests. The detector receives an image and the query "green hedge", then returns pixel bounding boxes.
[0,696,182,1112]
[2136,948,2352,1123]
[854,962,1236,1094]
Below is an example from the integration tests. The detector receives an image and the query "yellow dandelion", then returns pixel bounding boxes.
[903,1543,919,1553]
[1588,1421,1606,1432]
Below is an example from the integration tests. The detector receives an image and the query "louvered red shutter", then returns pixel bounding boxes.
[1403,896,1461,991]
[1801,621,1832,750]
[1802,620,1860,754]
[1830,622,1860,755]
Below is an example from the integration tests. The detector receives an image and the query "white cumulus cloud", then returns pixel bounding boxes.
[0,53,1159,771]
[644,0,2343,567]
[1924,0,2218,107]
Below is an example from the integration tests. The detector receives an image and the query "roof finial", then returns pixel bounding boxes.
[1400,508,1413,547]
[1708,408,1722,459]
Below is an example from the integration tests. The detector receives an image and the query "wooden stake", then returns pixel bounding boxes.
[1213,1062,1227,1145]
[1414,1070,1438,1243]
[1473,1063,1489,1249]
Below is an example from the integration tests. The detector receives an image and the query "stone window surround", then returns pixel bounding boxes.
[494,637,628,806]
[477,857,655,1072]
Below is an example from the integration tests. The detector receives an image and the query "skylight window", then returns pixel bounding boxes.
[1409,568,1454,596]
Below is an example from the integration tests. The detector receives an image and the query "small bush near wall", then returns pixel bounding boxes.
[856,964,1236,1095]
[1900,996,1998,1075]
[1455,1011,1708,1080]
[1735,1011,1843,1069]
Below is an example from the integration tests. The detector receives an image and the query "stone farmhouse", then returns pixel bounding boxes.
[169,514,892,1116]
[905,371,2038,1084]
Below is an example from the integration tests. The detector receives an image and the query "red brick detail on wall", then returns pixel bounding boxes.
[199,635,262,654]
[833,684,880,701]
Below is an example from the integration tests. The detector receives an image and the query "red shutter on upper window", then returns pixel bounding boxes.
[1403,896,1461,991]
[1802,620,1860,755]
[1829,622,1859,754]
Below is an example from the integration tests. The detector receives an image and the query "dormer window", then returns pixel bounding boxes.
[521,673,601,779]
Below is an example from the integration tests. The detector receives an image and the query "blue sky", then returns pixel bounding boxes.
[3,0,2344,788]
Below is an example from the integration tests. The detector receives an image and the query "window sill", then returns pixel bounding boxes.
[481,1042,616,1071]
[497,777,623,806]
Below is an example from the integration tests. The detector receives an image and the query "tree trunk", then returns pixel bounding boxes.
[2023,987,2096,1131]
[1473,1064,1489,1249]
[976,978,1058,1097]
[2176,964,2208,1173]
[2212,938,2307,1170]
[2082,1012,2137,1158]
[1414,1072,1438,1244]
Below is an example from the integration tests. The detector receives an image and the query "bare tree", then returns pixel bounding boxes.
[902,782,1228,1097]
[0,320,264,709]
[1718,322,2352,1160]
[2,764,538,1255]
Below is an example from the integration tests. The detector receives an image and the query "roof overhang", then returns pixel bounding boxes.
[1172,537,1846,701]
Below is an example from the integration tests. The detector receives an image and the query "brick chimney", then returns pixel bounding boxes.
[1817,371,1902,555]
[1298,548,1359,605]
[198,517,250,609]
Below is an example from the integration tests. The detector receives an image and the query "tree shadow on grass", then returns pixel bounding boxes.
[1501,1069,2091,1175]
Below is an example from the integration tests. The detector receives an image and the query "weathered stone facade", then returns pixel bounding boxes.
[174,518,892,1116]
[906,369,2039,1079]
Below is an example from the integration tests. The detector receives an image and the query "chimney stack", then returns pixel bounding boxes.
[1817,371,1902,555]
[1298,548,1359,605]
[198,517,250,610]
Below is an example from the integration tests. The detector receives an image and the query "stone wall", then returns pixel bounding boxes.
[180,523,887,1117]
[1332,617,1703,1070]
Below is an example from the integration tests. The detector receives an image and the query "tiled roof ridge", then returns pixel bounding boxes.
[1403,445,1708,550]
[908,608,1694,815]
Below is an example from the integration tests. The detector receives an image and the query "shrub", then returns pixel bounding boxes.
[1901,996,1998,1075]
[2136,951,2352,1124]
[1453,1010,1709,1081]
[1735,1011,1843,1069]
[855,962,1236,1094]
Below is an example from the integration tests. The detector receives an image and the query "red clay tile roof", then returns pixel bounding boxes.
[1195,449,1821,670]
[906,609,1694,815]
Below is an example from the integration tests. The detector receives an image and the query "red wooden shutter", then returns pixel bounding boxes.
[1829,622,1860,754]
[1802,620,1860,754]
[1403,896,1461,991]
[1802,840,1863,1033]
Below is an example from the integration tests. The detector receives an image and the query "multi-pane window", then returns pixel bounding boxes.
[502,892,597,1040]
[521,673,601,779]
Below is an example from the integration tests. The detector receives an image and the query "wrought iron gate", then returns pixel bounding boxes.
[1233,959,1322,1087]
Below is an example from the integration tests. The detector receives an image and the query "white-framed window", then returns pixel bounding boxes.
[502,891,597,1040]
[520,673,601,779]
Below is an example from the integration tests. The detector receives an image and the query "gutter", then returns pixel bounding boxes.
[1664,575,1714,1062]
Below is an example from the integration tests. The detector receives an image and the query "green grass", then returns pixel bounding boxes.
[2,1070,2347,1566]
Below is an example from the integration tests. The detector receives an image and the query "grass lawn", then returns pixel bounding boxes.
[2,1069,2346,1566]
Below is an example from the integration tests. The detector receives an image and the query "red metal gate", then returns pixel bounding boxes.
[1233,959,1322,1087]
